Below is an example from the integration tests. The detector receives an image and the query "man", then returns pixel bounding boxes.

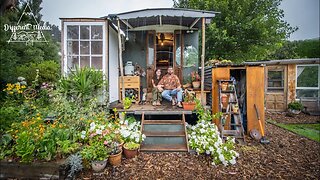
[157,67,183,108]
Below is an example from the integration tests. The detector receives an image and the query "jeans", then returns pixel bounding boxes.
[161,89,182,102]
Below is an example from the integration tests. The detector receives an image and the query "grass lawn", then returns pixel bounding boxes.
[268,120,320,143]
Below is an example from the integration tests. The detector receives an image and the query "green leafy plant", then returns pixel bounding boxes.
[195,99,222,123]
[123,142,140,150]
[81,142,109,162]
[288,101,303,111]
[183,90,196,103]
[123,97,133,109]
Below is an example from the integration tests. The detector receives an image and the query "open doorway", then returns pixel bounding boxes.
[230,69,247,132]
[155,33,174,71]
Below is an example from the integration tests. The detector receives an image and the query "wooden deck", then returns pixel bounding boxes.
[110,101,193,115]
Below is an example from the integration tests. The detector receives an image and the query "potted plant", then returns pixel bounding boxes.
[182,89,196,110]
[107,141,122,166]
[232,104,239,114]
[190,71,201,88]
[123,142,140,159]
[287,101,303,115]
[221,82,228,91]
[81,142,109,172]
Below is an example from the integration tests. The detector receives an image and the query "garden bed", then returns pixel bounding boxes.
[76,114,320,179]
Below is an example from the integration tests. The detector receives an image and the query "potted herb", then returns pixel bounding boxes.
[123,142,140,159]
[107,141,122,166]
[182,89,196,110]
[80,142,109,172]
[287,101,303,115]
[190,71,201,88]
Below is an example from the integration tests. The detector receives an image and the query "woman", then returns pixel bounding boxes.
[152,69,163,106]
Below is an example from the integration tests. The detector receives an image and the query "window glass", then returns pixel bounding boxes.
[92,56,103,69]
[80,56,90,68]
[297,66,318,87]
[80,26,90,39]
[80,41,90,55]
[66,24,104,71]
[91,26,103,39]
[91,41,103,55]
[296,89,318,98]
[267,70,284,92]
[67,26,78,39]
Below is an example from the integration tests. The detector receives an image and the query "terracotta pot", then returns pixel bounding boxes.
[192,81,200,89]
[182,102,196,111]
[221,83,228,91]
[91,159,107,172]
[109,150,122,166]
[123,147,139,159]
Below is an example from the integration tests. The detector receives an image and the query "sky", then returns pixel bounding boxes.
[41,0,320,41]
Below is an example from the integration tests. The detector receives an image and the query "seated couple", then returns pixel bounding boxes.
[152,67,183,108]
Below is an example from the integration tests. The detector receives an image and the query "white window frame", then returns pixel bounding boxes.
[63,22,106,75]
[295,64,320,101]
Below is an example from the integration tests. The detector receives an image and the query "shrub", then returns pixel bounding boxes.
[16,60,60,85]
[0,106,21,134]
[288,101,303,111]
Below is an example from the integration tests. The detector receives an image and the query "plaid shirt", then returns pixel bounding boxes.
[158,74,181,90]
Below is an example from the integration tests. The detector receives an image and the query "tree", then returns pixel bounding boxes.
[268,38,320,59]
[0,0,59,86]
[173,0,296,62]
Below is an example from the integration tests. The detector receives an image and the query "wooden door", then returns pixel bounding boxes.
[212,67,230,125]
[174,31,183,83]
[246,66,265,133]
[146,31,156,92]
[265,66,287,111]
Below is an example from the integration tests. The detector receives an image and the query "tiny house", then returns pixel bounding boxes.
[60,8,217,103]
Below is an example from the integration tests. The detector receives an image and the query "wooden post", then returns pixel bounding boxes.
[117,18,125,101]
[200,17,205,106]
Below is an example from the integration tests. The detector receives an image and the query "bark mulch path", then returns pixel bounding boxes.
[78,113,320,179]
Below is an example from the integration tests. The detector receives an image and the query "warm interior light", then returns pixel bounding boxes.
[161,42,164,46]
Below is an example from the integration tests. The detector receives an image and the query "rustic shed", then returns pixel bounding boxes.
[206,64,266,136]
[245,58,320,112]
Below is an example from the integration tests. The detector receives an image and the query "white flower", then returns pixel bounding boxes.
[229,158,236,165]
[89,122,96,132]
[209,146,214,152]
[81,131,86,139]
[205,150,210,155]
[219,154,225,162]
[120,129,130,138]
[199,128,205,134]
[96,129,102,135]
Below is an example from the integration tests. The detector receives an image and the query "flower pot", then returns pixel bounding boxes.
[221,83,228,91]
[91,159,107,172]
[182,102,196,111]
[123,147,139,159]
[192,81,200,89]
[109,149,122,166]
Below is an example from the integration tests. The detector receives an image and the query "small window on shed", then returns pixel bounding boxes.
[267,68,284,92]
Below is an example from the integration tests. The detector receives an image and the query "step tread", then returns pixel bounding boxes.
[143,131,185,137]
[144,120,183,124]
[140,144,188,152]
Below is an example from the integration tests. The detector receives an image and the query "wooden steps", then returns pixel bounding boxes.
[140,112,189,152]
[140,144,188,152]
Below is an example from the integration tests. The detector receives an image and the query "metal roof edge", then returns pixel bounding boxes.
[244,58,320,65]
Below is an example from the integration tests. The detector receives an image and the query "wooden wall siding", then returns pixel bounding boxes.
[211,67,230,125]
[246,66,265,134]
[287,64,296,104]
